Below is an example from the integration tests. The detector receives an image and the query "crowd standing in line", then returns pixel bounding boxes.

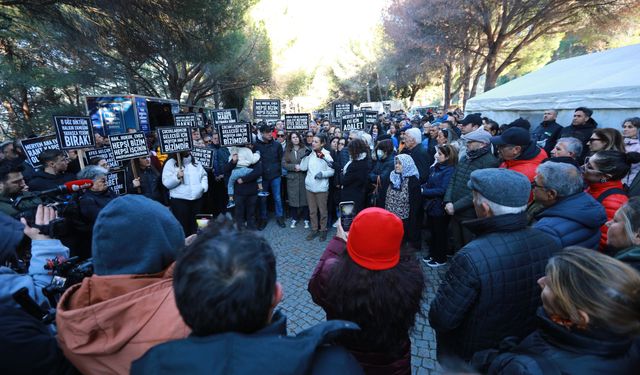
[1,107,640,374]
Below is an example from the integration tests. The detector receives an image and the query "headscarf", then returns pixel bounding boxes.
[390,154,419,189]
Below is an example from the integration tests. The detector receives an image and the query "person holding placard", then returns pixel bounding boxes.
[162,151,208,235]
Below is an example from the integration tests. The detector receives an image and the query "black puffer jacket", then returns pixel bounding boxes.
[473,308,639,375]
[341,158,371,214]
[368,154,395,208]
[443,148,499,218]
[429,213,560,362]
[254,138,283,181]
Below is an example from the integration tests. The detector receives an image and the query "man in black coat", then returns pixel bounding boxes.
[254,124,285,229]
[27,149,75,192]
[531,109,563,155]
[559,107,597,163]
[429,168,560,366]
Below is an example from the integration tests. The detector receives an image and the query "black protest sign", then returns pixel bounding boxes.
[106,169,127,195]
[284,113,310,132]
[156,126,193,153]
[218,122,252,147]
[363,110,378,132]
[191,147,214,170]
[212,109,238,126]
[253,99,281,120]
[108,132,149,161]
[174,113,198,128]
[85,147,122,169]
[20,135,60,168]
[332,103,353,122]
[341,112,366,132]
[53,116,95,150]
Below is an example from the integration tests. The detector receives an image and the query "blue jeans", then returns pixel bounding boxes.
[259,177,283,219]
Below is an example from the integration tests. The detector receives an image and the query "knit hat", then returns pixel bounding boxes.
[92,195,185,275]
[346,207,403,271]
[462,127,492,144]
[404,128,422,143]
[460,114,483,126]
[491,127,531,146]
[0,213,24,264]
[467,168,530,207]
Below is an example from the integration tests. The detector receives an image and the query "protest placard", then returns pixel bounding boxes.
[332,103,353,122]
[156,126,193,153]
[108,132,149,161]
[85,147,122,169]
[218,122,252,147]
[53,116,95,150]
[341,112,366,132]
[363,110,378,132]
[212,108,238,126]
[106,169,127,195]
[284,113,310,132]
[191,147,214,170]
[20,135,61,168]
[253,99,281,120]
[195,113,205,128]
[174,113,198,128]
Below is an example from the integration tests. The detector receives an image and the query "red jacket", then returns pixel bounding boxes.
[587,180,628,251]
[500,148,548,183]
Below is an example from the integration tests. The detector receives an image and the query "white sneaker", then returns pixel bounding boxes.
[290,220,297,228]
[304,220,310,229]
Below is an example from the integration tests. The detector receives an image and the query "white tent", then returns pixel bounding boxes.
[465,43,640,128]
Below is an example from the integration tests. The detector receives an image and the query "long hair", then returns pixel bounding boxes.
[545,247,640,336]
[285,131,303,155]
[326,252,424,353]
[593,128,625,152]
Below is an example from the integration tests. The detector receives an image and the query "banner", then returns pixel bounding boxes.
[53,116,95,150]
[109,132,149,161]
[191,147,214,170]
[219,122,252,147]
[253,99,281,120]
[156,126,193,153]
[174,113,198,128]
[20,135,60,168]
[211,108,238,126]
[106,169,127,195]
[85,147,122,169]
[284,113,310,132]
[341,112,366,132]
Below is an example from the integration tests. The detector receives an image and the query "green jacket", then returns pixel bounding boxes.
[615,246,640,273]
[444,149,499,217]
[0,193,42,218]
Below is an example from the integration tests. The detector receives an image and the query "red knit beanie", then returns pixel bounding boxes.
[346,207,404,270]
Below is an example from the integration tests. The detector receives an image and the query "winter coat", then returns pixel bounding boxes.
[126,166,163,203]
[78,189,118,224]
[368,154,395,208]
[254,138,283,181]
[444,148,500,219]
[624,137,640,185]
[586,180,628,250]
[301,149,335,193]
[400,143,432,183]
[27,169,75,192]
[341,157,371,213]
[131,310,363,375]
[0,192,42,218]
[531,120,563,155]
[429,212,560,361]
[223,160,263,197]
[628,171,640,198]
[615,245,640,273]
[421,163,455,217]
[162,158,208,201]
[559,121,597,163]
[56,264,190,375]
[211,144,231,178]
[533,192,607,250]
[332,148,350,187]
[308,237,413,375]
[283,146,309,207]
[500,143,548,183]
[474,308,639,375]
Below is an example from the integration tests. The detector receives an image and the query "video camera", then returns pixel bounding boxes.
[42,255,94,307]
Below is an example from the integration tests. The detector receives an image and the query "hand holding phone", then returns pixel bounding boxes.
[339,201,355,232]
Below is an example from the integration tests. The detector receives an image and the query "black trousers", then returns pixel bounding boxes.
[209,177,228,217]
[427,214,450,262]
[289,206,309,221]
[235,194,257,230]
[170,197,202,236]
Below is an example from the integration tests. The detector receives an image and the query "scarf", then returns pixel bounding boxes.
[390,154,419,189]
[466,145,490,160]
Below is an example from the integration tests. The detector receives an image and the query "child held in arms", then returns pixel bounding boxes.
[226,144,268,209]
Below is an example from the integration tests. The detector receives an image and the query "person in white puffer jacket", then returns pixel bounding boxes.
[162,151,208,235]
[300,134,334,241]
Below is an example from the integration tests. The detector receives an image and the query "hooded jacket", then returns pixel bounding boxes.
[532,120,562,155]
[533,192,607,250]
[130,311,363,375]
[500,143,548,183]
[27,169,75,192]
[162,157,208,201]
[56,264,190,375]
[586,180,628,250]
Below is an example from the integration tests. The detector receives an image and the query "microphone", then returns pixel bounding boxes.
[33,179,94,196]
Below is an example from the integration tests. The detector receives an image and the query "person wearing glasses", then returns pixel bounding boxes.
[276,130,286,150]
[583,150,640,250]
[303,131,315,148]
[587,128,625,154]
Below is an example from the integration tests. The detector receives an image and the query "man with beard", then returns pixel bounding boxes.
[531,110,563,155]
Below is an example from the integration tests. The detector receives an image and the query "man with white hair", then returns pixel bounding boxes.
[401,127,432,184]
[430,168,560,365]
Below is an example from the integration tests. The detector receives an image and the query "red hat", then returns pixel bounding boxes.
[346,207,404,271]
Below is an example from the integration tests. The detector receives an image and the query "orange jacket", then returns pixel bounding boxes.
[587,180,628,251]
[500,148,547,202]
[56,264,190,375]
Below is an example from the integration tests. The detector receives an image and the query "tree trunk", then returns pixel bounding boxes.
[484,44,499,91]
[214,81,221,109]
[443,63,452,111]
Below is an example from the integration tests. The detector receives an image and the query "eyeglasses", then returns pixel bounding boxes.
[531,180,546,190]
[306,135,313,138]
[277,134,285,138]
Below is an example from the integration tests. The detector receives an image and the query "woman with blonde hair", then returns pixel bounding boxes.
[588,128,625,154]
[474,247,640,374]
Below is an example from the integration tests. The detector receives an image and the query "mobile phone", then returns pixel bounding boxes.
[339,201,355,232]
[195,214,213,233]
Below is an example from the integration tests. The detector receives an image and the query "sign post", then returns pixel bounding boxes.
[218,123,252,147]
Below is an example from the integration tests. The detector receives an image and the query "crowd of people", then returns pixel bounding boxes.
[1,106,640,374]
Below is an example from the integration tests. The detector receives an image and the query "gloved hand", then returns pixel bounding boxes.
[314,172,323,180]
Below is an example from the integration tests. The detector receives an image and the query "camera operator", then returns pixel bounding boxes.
[28,149,75,192]
[56,195,190,375]
[0,160,42,218]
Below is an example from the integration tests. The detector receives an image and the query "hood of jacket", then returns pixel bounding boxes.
[536,192,607,229]
[56,264,190,357]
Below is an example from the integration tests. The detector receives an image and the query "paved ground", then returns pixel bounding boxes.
[260,218,447,375]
